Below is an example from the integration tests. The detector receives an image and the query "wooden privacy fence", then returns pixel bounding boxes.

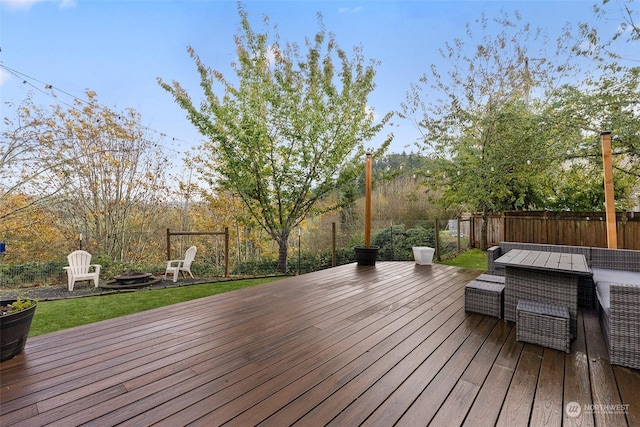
[468,211,640,250]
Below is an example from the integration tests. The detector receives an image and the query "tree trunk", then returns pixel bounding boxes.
[276,230,290,273]
[481,207,488,250]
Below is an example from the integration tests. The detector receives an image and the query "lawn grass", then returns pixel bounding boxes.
[29,251,488,337]
[29,277,283,337]
[439,248,487,270]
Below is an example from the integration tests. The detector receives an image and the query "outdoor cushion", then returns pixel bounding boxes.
[593,268,640,315]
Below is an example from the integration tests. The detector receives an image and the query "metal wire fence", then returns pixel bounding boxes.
[0,218,471,288]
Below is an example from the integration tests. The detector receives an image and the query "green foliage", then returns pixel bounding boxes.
[233,259,280,276]
[159,5,393,272]
[401,7,639,214]
[94,254,141,277]
[372,224,435,261]
[0,261,67,287]
[543,162,638,211]
[4,297,37,314]
[549,67,640,185]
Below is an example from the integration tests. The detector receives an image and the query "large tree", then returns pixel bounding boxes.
[159,6,392,271]
[400,11,577,247]
[1,94,70,226]
[3,91,171,261]
[536,0,640,210]
[571,0,640,180]
[50,91,171,261]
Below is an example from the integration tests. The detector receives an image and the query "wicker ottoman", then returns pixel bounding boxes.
[516,300,571,353]
[465,280,504,318]
[476,274,506,285]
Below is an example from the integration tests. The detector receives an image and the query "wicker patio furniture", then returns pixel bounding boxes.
[487,242,640,368]
[475,273,505,284]
[516,299,571,353]
[495,249,591,339]
[595,270,640,370]
[465,280,504,319]
[488,243,595,308]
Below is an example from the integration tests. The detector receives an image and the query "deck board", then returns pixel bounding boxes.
[1,262,638,426]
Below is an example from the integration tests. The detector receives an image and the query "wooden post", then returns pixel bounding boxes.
[224,227,230,277]
[332,222,337,267]
[601,131,618,249]
[364,153,373,248]
[434,219,441,262]
[502,211,507,244]
[470,214,475,248]
[166,228,171,260]
[457,217,461,252]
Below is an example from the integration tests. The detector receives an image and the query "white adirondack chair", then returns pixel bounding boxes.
[164,246,197,283]
[64,250,101,291]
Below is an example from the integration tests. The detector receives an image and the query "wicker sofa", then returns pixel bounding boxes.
[488,242,640,370]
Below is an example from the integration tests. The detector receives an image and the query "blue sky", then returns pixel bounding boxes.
[0,0,609,157]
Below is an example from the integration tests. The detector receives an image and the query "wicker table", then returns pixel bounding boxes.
[496,249,592,338]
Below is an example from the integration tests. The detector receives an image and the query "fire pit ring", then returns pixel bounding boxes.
[102,271,162,289]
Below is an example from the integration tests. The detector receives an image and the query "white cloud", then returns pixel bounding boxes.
[338,6,363,14]
[0,0,42,10]
[0,0,76,10]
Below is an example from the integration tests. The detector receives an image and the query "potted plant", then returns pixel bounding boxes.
[354,153,379,266]
[1,298,37,362]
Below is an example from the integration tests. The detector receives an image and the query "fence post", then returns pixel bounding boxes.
[621,212,628,249]
[332,222,336,267]
[224,227,230,277]
[502,211,507,243]
[470,214,475,248]
[166,228,171,260]
[457,217,461,252]
[434,218,441,262]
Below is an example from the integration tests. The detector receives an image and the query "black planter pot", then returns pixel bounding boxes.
[1,299,37,362]
[354,245,380,266]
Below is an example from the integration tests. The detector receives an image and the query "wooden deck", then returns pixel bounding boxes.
[1,262,638,426]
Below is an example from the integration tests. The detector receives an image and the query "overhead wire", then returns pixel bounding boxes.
[0,62,197,156]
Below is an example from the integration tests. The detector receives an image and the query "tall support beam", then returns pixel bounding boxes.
[364,153,373,248]
[601,131,618,249]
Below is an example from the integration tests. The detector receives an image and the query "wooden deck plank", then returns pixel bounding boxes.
[530,349,564,427]
[84,264,460,423]
[116,267,466,426]
[212,273,472,426]
[1,261,638,427]
[393,316,499,426]
[321,309,482,426]
[428,320,512,427]
[583,309,629,427]
[564,310,595,427]
[51,266,434,426]
[612,365,640,426]
[495,344,544,426]
[462,325,522,426]
[253,288,469,426]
